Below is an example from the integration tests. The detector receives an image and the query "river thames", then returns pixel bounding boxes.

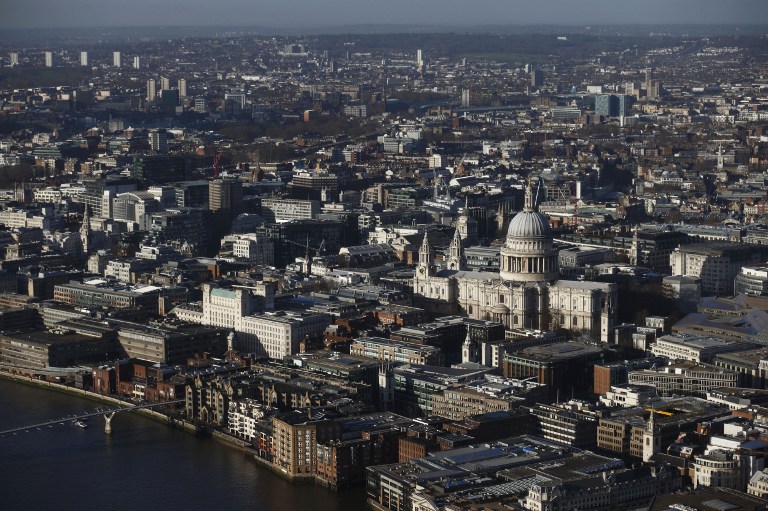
[0,379,367,511]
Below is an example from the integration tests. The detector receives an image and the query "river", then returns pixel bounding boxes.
[0,379,367,511]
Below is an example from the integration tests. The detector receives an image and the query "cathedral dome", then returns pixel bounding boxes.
[506,210,551,240]
[499,180,559,283]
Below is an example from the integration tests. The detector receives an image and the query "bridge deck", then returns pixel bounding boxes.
[0,400,184,437]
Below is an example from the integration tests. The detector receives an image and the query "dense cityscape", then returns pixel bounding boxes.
[2,18,768,511]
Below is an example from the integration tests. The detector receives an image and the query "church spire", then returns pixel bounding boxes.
[80,205,92,256]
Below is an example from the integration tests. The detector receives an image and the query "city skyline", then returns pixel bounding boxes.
[2,0,767,29]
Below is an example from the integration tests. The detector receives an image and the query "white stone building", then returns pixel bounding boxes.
[414,184,617,342]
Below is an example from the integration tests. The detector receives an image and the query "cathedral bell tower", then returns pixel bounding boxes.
[417,231,434,278]
[446,228,465,271]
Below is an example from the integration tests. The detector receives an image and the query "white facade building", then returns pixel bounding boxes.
[650,334,754,363]
[173,283,328,358]
[414,183,617,342]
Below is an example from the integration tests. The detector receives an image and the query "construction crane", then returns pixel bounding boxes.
[284,236,327,274]
[213,151,224,178]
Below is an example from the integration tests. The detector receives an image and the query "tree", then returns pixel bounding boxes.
[0,164,35,188]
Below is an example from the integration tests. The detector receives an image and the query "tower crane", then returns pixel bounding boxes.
[284,236,327,275]
[213,151,224,178]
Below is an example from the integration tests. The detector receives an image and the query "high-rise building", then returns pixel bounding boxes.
[644,67,653,84]
[209,178,243,212]
[112,51,121,68]
[149,129,168,155]
[160,89,179,113]
[646,80,661,101]
[531,69,544,88]
[224,92,246,109]
[177,78,187,98]
[9,52,19,66]
[416,49,424,71]
[146,79,156,102]
[44,51,53,68]
[160,76,171,90]
[133,56,141,69]
[461,88,471,108]
[644,67,661,100]
[595,94,634,119]
[80,51,88,67]
[194,97,207,113]
[595,94,619,118]
[617,94,633,117]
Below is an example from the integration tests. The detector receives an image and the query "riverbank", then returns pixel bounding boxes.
[0,370,193,432]
[0,377,366,510]
[0,370,352,490]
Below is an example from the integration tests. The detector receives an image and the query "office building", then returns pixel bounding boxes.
[111,191,161,224]
[650,334,756,363]
[693,450,743,490]
[148,129,168,155]
[289,171,340,201]
[146,79,156,102]
[461,88,471,108]
[531,69,543,88]
[595,94,633,118]
[209,178,243,212]
[224,92,246,109]
[193,97,207,113]
[53,281,161,312]
[735,265,768,296]
[504,342,603,398]
[143,208,213,254]
[0,329,113,369]
[628,361,739,397]
[595,94,619,117]
[349,336,443,366]
[671,242,763,296]
[173,180,209,208]
[261,198,320,222]
[238,311,330,359]
[160,89,179,113]
[132,155,191,184]
[220,234,275,265]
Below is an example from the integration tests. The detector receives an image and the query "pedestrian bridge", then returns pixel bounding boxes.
[0,400,184,437]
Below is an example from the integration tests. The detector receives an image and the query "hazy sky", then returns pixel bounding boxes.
[1,0,767,29]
